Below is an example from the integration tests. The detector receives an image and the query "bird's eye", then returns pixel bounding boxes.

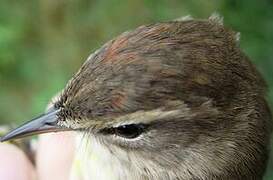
[101,124,147,139]
[115,124,146,139]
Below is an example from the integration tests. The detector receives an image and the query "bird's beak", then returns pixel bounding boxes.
[0,108,69,142]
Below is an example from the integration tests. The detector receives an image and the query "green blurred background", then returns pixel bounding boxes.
[0,0,272,178]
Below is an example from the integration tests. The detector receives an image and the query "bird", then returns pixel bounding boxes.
[1,15,272,180]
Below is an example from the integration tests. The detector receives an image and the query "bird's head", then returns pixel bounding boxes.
[1,17,271,179]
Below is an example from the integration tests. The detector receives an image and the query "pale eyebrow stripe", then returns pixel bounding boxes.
[107,107,190,128]
[59,108,189,131]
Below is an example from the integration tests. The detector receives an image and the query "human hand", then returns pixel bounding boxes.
[0,132,75,180]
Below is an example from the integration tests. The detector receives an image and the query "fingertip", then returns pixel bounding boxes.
[0,143,36,180]
[36,132,75,180]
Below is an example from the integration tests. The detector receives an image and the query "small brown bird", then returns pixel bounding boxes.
[1,15,272,180]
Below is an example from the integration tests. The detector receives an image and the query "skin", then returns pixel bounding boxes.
[0,143,35,180]
[0,132,75,180]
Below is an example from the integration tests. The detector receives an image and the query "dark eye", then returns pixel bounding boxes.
[101,124,147,139]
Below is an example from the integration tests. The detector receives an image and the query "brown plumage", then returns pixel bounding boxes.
[1,16,272,180]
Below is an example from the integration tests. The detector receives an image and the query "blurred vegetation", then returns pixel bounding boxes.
[0,0,272,178]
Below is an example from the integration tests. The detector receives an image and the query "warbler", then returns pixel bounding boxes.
[1,15,272,180]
